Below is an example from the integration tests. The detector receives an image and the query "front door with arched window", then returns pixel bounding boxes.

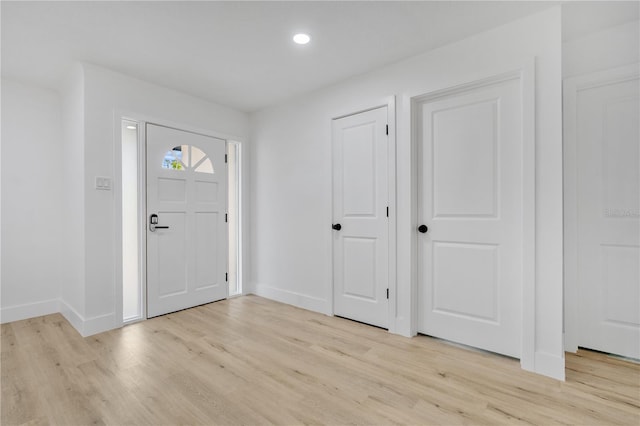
[146,123,228,317]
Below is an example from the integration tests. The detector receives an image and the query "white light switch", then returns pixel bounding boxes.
[95,176,112,190]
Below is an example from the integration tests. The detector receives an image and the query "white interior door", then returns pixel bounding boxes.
[417,75,523,358]
[146,124,228,318]
[576,70,639,359]
[332,107,389,329]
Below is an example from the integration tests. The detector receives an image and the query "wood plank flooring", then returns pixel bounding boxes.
[2,295,639,425]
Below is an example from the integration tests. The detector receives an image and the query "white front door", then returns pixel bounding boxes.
[332,107,389,329]
[576,70,639,359]
[146,124,228,318]
[417,75,523,358]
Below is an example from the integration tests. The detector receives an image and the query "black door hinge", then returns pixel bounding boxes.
[386,206,389,217]
[225,213,228,223]
[225,154,228,163]
[386,288,389,299]
[386,124,389,135]
[225,273,228,282]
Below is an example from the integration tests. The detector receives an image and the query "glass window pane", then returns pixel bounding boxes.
[194,158,214,174]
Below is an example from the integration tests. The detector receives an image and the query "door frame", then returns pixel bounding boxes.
[113,112,245,329]
[411,63,536,370]
[563,63,640,353]
[329,96,397,332]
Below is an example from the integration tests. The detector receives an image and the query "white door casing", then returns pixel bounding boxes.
[332,106,389,329]
[416,74,524,358]
[146,124,228,318]
[565,65,640,359]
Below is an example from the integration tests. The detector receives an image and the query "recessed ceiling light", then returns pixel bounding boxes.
[293,33,310,45]
[126,125,137,130]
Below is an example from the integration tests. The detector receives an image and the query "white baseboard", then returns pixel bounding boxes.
[535,351,566,381]
[59,298,85,336]
[59,299,118,337]
[83,312,117,337]
[0,299,60,324]
[253,283,331,316]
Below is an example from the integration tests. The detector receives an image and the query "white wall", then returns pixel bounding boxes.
[1,79,67,321]
[250,7,564,379]
[1,63,251,335]
[78,63,250,335]
[563,19,639,78]
[59,64,86,329]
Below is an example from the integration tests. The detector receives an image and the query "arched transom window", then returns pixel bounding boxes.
[162,145,214,174]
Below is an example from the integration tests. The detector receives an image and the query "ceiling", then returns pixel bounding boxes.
[2,1,638,112]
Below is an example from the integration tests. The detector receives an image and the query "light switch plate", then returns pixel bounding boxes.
[95,176,112,190]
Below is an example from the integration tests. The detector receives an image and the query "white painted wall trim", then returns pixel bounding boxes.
[253,283,331,315]
[534,351,565,380]
[0,299,60,324]
[520,58,537,373]
[563,63,640,353]
[83,312,118,337]
[59,298,118,337]
[60,298,85,335]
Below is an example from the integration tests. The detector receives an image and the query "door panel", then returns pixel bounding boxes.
[418,76,522,358]
[333,107,389,328]
[433,100,498,218]
[577,74,640,358]
[147,124,227,318]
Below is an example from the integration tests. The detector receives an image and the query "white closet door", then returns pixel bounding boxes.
[332,107,389,329]
[417,76,523,358]
[576,70,640,359]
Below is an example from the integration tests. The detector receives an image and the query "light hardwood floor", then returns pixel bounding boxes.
[1,295,639,425]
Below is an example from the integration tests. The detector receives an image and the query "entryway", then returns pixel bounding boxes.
[121,121,241,322]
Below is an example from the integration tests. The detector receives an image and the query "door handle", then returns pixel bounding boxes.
[418,224,428,233]
[332,223,342,231]
[149,214,170,232]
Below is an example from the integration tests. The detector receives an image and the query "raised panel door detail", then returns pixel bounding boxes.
[195,212,218,290]
[158,178,186,202]
[342,237,377,301]
[195,181,218,203]
[602,245,640,326]
[432,242,498,323]
[157,212,187,297]
[432,100,498,218]
[342,122,376,217]
[603,97,639,216]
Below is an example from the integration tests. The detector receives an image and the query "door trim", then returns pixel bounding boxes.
[329,96,397,333]
[563,63,640,353]
[113,111,245,328]
[411,62,536,371]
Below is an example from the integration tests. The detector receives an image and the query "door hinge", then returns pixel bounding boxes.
[386,288,389,299]
[225,154,228,163]
[386,124,389,135]
[225,213,228,223]
[386,206,389,217]
[225,273,228,282]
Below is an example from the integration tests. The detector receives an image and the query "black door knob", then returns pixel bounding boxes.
[418,224,428,233]
[332,223,342,231]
